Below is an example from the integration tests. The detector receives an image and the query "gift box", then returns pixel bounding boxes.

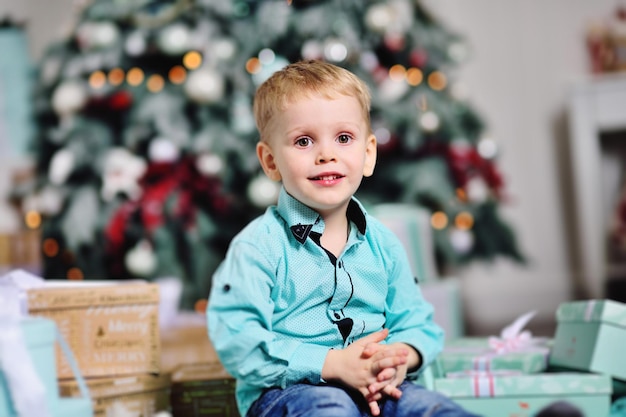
[440,337,550,376]
[25,279,161,378]
[421,278,464,340]
[370,203,438,283]
[439,311,550,375]
[161,312,218,372]
[0,317,92,417]
[170,362,239,417]
[549,299,626,381]
[60,373,170,417]
[434,371,612,417]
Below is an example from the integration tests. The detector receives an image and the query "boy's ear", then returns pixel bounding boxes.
[256,141,282,181]
[363,133,377,177]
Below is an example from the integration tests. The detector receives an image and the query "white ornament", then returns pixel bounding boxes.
[374,126,392,146]
[148,137,180,163]
[301,40,323,60]
[184,68,225,104]
[101,148,147,201]
[365,4,394,33]
[449,228,474,254]
[419,111,440,132]
[196,153,223,176]
[125,30,147,56]
[323,39,348,63]
[77,21,119,50]
[477,137,498,160]
[51,81,88,116]
[466,177,490,203]
[125,239,157,277]
[378,77,409,103]
[158,23,191,55]
[247,175,280,208]
[359,51,379,72]
[49,148,75,185]
[210,38,237,61]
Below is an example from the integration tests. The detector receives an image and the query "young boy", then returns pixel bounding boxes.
[207,60,478,417]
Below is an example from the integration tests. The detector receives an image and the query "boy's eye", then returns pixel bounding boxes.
[337,134,352,144]
[295,137,312,147]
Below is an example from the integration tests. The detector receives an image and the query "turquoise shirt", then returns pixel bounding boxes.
[207,187,444,416]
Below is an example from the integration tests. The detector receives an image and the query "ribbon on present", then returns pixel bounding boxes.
[488,310,545,354]
[446,370,524,398]
[443,310,550,374]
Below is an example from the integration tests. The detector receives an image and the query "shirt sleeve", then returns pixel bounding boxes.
[382,233,444,375]
[207,239,329,390]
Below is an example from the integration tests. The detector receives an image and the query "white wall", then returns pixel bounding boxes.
[0,1,618,334]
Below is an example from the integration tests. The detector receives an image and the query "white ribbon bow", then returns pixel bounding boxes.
[488,310,537,354]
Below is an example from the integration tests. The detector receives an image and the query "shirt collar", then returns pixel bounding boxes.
[276,186,367,244]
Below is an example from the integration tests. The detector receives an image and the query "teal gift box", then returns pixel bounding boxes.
[440,337,550,375]
[0,317,92,417]
[434,372,612,417]
[549,299,626,381]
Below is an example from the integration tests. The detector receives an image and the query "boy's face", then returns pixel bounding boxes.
[256,93,377,217]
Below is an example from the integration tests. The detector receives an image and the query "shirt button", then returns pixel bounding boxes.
[223,284,231,292]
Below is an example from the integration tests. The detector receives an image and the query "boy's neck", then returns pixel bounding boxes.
[319,208,350,258]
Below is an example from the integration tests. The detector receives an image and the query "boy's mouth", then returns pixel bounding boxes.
[310,174,344,181]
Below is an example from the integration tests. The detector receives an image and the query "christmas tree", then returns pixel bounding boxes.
[16,0,523,309]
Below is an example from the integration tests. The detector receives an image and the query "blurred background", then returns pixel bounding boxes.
[1,0,625,337]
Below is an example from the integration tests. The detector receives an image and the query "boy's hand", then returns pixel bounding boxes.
[363,342,413,399]
[321,329,409,416]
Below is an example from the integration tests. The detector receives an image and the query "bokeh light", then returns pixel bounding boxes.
[168,66,187,84]
[126,67,144,86]
[406,67,423,86]
[42,238,59,257]
[455,211,475,230]
[89,70,106,89]
[67,267,84,280]
[146,74,165,92]
[24,210,41,229]
[183,51,202,70]
[246,57,262,74]
[108,68,125,86]
[431,211,448,229]
[389,64,406,82]
[428,71,447,91]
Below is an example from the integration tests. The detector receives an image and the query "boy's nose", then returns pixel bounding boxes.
[316,144,336,164]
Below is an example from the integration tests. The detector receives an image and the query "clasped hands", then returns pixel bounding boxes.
[322,328,417,416]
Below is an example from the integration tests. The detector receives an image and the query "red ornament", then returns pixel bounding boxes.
[410,49,428,68]
[108,90,133,110]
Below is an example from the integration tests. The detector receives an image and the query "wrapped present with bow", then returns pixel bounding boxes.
[433,370,612,417]
[549,299,626,381]
[439,311,551,375]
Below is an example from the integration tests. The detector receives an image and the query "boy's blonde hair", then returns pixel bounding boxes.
[253,60,372,142]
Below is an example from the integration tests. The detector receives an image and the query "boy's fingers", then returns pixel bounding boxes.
[359,328,388,346]
[369,400,381,416]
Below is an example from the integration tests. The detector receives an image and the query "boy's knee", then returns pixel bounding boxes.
[293,385,361,416]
